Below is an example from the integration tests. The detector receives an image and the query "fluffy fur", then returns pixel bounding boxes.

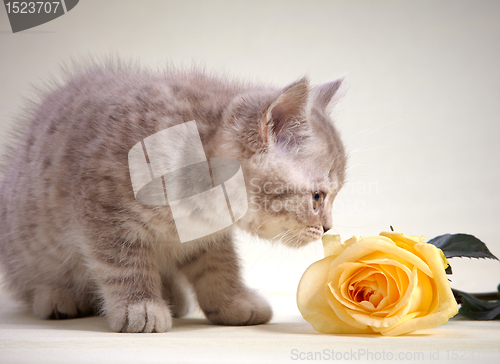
[0,61,346,332]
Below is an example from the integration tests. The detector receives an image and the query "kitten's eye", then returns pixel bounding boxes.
[312,191,324,210]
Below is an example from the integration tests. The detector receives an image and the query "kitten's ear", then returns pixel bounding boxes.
[261,78,309,144]
[311,76,346,111]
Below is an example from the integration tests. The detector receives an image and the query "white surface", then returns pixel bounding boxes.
[1,1,500,362]
[0,291,499,364]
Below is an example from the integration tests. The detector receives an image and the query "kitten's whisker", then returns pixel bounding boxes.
[343,121,398,145]
[348,145,394,155]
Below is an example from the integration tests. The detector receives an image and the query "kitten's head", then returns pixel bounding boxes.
[220,77,347,247]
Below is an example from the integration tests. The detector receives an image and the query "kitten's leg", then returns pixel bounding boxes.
[31,266,96,319]
[33,286,91,319]
[91,237,172,333]
[178,235,272,325]
[161,270,193,318]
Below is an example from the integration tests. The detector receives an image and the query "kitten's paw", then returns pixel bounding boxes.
[205,290,272,326]
[33,287,81,319]
[107,299,172,333]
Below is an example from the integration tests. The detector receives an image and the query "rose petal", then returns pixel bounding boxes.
[338,263,374,291]
[408,269,434,314]
[325,287,373,330]
[345,265,417,328]
[380,231,425,247]
[335,264,388,312]
[372,311,420,334]
[373,273,388,298]
[333,263,380,312]
[328,254,417,328]
[297,255,373,334]
[375,265,402,311]
[339,266,378,312]
[380,231,440,266]
[376,243,458,336]
[355,258,414,316]
[359,300,376,310]
[343,235,363,249]
[322,234,344,257]
[331,237,434,278]
[331,255,409,316]
[367,263,409,315]
[386,266,417,317]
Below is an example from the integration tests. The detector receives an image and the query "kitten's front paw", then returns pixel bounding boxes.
[205,290,272,326]
[107,299,172,333]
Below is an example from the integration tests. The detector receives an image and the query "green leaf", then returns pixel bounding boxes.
[427,234,499,260]
[454,290,500,320]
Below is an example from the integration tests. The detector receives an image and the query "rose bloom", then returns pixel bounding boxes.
[297,231,458,336]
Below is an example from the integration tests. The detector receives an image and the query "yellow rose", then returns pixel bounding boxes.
[297,231,458,336]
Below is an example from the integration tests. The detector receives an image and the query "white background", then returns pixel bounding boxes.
[1,0,499,298]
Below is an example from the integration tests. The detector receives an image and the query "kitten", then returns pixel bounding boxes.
[0,61,346,332]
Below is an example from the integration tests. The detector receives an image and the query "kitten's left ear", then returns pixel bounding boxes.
[311,76,346,111]
[262,78,309,144]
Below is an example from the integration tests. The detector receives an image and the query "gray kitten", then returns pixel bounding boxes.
[0,62,346,332]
